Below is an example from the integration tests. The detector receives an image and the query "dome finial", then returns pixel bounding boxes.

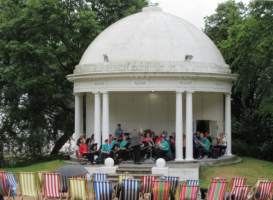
[142,5,162,12]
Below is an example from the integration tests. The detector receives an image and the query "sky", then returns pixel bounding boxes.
[149,0,251,29]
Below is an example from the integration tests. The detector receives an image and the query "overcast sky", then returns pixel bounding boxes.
[149,0,251,29]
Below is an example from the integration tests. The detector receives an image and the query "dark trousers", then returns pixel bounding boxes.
[193,146,199,158]
[156,149,168,160]
[133,145,141,163]
[214,145,227,155]
[84,152,99,163]
[200,187,208,199]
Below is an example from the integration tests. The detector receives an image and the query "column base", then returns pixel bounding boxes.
[175,158,184,162]
[185,158,194,161]
[227,154,233,157]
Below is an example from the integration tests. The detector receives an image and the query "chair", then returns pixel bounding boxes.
[179,185,199,200]
[93,181,113,200]
[61,176,69,193]
[67,178,89,200]
[153,180,170,200]
[43,173,62,200]
[7,172,19,190]
[142,175,156,194]
[93,173,107,182]
[251,178,270,194]
[72,174,87,190]
[228,178,246,194]
[186,180,202,186]
[230,185,251,200]
[254,181,273,200]
[205,180,228,200]
[164,176,179,194]
[36,171,46,192]
[0,171,15,200]
[118,174,130,185]
[119,179,140,200]
[75,150,85,165]
[18,172,39,200]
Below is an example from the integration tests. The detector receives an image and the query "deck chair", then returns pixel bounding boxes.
[93,181,113,200]
[44,173,62,200]
[67,178,89,200]
[254,181,273,200]
[36,171,46,192]
[179,185,199,200]
[72,174,87,190]
[0,171,15,200]
[153,180,170,200]
[212,178,226,182]
[142,175,156,195]
[251,178,270,195]
[93,173,107,182]
[186,180,202,186]
[165,176,179,194]
[118,174,130,185]
[228,178,246,194]
[230,185,251,200]
[7,172,19,190]
[119,179,140,200]
[61,176,69,193]
[18,172,39,200]
[205,180,228,200]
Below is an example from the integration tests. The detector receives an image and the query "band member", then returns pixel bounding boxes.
[115,124,123,138]
[79,139,93,165]
[87,138,99,165]
[205,132,212,143]
[130,128,144,165]
[198,135,210,159]
[119,136,131,160]
[110,137,121,160]
[213,133,227,156]
[156,136,170,160]
[193,133,199,158]
[140,136,147,159]
[101,139,110,158]
[170,133,176,146]
[155,133,162,144]
[196,131,200,140]
[151,132,155,138]
[143,133,153,142]
[109,134,113,144]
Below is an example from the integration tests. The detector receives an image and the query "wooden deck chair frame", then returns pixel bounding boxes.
[229,185,251,200]
[142,175,157,197]
[0,171,16,200]
[92,181,113,200]
[7,172,20,191]
[66,178,89,200]
[18,172,39,200]
[205,180,228,200]
[253,181,273,200]
[36,171,47,194]
[228,178,247,194]
[43,173,63,200]
[178,184,199,200]
[119,179,142,200]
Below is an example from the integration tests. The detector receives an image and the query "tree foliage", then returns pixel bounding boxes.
[0,0,149,158]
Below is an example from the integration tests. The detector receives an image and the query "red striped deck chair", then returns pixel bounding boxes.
[179,185,199,200]
[251,178,270,194]
[153,180,170,200]
[254,181,273,200]
[230,185,251,200]
[44,173,62,200]
[212,178,226,182]
[18,172,39,200]
[0,171,15,200]
[142,175,156,194]
[206,180,228,200]
[228,178,246,194]
[67,178,89,200]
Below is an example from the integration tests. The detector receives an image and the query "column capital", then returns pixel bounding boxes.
[224,92,231,95]
[175,90,184,94]
[92,91,100,94]
[186,90,195,94]
[74,92,84,97]
[101,91,109,94]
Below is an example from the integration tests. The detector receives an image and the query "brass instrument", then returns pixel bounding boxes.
[211,134,227,146]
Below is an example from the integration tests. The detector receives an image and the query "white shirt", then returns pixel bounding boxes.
[218,137,227,146]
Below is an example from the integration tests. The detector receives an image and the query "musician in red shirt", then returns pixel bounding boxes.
[79,139,93,165]
[155,133,162,144]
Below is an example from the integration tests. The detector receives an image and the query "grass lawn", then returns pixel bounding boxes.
[200,157,273,188]
[0,160,68,176]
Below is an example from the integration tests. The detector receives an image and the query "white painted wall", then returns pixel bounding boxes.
[85,92,223,139]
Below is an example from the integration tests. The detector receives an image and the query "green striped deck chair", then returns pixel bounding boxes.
[36,171,46,192]
[118,174,130,185]
[153,180,170,200]
[0,171,15,200]
[179,185,199,200]
[251,178,270,194]
[206,180,228,200]
[18,172,39,200]
[67,178,89,200]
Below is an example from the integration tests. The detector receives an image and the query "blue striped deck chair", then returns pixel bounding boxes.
[7,173,19,189]
[120,179,140,200]
[93,181,112,200]
[187,180,202,186]
[93,173,107,182]
[164,176,179,194]
[61,176,70,192]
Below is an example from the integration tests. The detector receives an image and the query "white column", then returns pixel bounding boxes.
[74,93,83,150]
[102,92,109,143]
[225,93,232,156]
[94,92,101,148]
[86,93,94,139]
[185,91,194,161]
[79,94,84,134]
[175,91,184,161]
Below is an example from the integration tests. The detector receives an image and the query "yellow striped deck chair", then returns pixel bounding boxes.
[67,178,89,200]
[36,171,46,192]
[118,174,130,185]
[18,172,39,200]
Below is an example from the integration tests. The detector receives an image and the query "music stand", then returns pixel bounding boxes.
[89,143,98,152]
[140,141,148,150]
[125,142,132,151]
[111,143,119,153]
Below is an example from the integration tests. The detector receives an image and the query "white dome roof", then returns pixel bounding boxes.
[73,5,230,75]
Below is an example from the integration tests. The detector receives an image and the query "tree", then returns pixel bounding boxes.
[0,0,149,157]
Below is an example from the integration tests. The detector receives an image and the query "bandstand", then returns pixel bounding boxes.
[66,5,238,161]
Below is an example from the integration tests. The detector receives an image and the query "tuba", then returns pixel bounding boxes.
[211,134,227,146]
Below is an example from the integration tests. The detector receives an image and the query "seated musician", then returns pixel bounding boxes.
[140,136,148,159]
[170,133,176,146]
[79,139,93,165]
[155,133,162,144]
[197,135,210,159]
[119,136,132,160]
[151,132,155,138]
[101,139,111,158]
[155,136,170,160]
[196,131,200,140]
[205,132,212,143]
[110,137,122,160]
[87,138,99,165]
[193,133,199,158]
[213,133,227,156]
[109,134,113,145]
[143,133,153,142]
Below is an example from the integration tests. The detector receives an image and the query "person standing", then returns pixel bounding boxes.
[115,124,123,138]
[130,128,144,165]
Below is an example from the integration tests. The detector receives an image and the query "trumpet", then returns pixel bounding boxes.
[211,134,227,146]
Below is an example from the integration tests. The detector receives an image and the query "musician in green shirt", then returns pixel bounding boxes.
[155,136,170,159]
[198,136,211,159]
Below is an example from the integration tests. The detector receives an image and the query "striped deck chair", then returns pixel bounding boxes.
[44,173,62,200]
[0,171,15,200]
[7,172,19,190]
[61,176,69,193]
[228,178,246,194]
[187,180,202,186]
[67,178,89,200]
[254,181,273,200]
[230,185,251,200]
[18,172,39,200]
[93,181,112,200]
[118,174,130,185]
[72,174,87,190]
[120,180,140,200]
[153,180,170,200]
[142,175,156,194]
[212,178,226,182]
[36,171,46,192]
[165,176,179,194]
[251,178,270,194]
[179,185,199,200]
[93,173,107,182]
[206,180,228,200]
